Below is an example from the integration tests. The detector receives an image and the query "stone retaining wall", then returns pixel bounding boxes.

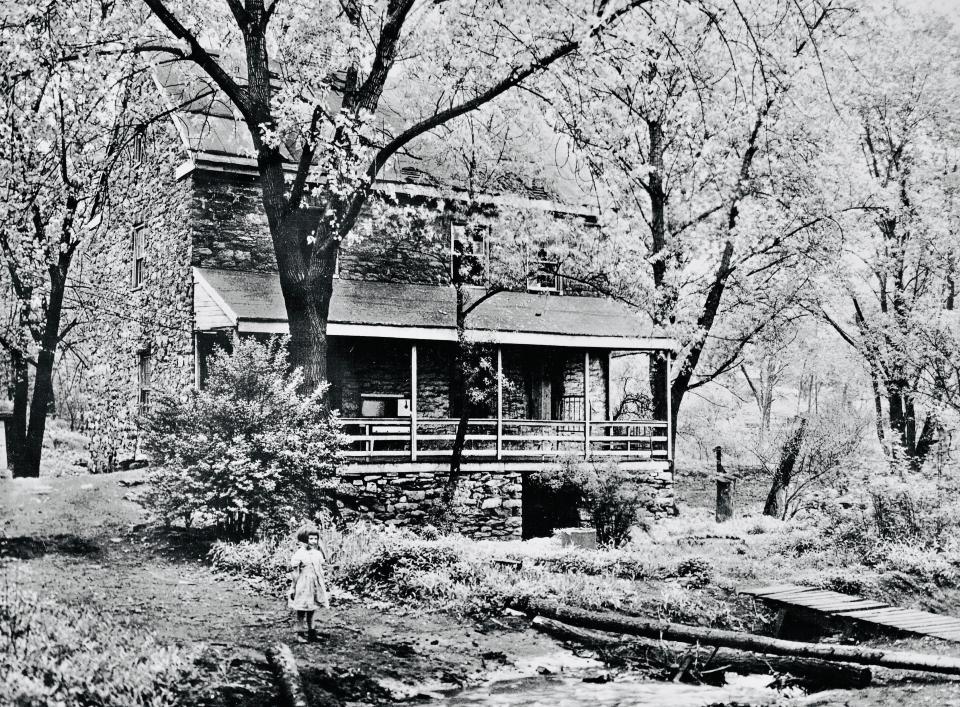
[338,469,524,539]
[337,463,675,540]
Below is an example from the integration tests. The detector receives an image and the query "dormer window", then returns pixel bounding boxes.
[451,222,488,285]
[526,249,562,293]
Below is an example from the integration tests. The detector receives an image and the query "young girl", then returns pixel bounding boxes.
[288,526,329,642]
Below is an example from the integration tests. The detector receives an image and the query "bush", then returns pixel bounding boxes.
[0,579,207,706]
[533,459,645,547]
[142,337,341,538]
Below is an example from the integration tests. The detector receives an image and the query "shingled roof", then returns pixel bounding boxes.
[194,268,673,350]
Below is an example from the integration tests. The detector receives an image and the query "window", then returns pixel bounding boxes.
[360,393,410,418]
[132,224,146,288]
[451,222,488,285]
[131,131,147,163]
[137,351,152,415]
[526,248,563,293]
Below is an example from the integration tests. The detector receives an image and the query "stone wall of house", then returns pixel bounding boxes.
[559,350,608,418]
[338,469,523,539]
[329,339,452,418]
[190,174,276,272]
[634,465,675,520]
[85,136,196,470]
[337,463,673,539]
[337,198,453,285]
[185,174,591,291]
[500,348,530,419]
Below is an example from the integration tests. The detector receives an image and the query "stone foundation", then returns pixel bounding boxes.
[338,469,524,539]
[336,462,675,540]
[632,466,676,520]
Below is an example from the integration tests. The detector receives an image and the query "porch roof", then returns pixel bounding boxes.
[194,267,674,350]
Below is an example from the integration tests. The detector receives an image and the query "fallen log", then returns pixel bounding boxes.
[531,616,871,689]
[266,642,309,707]
[517,599,960,676]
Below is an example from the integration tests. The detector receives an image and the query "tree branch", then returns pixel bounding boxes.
[141,0,251,119]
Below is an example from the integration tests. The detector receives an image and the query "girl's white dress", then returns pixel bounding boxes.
[288,546,329,611]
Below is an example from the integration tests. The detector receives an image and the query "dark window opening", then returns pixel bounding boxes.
[527,250,562,293]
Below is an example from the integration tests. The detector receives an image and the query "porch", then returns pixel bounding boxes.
[193,268,676,468]
[333,342,672,464]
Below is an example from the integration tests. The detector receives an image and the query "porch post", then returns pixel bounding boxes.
[410,343,418,461]
[193,333,200,388]
[496,345,503,460]
[606,351,613,420]
[584,350,591,458]
[665,352,672,462]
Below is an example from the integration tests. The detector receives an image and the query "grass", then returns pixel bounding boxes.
[208,471,960,640]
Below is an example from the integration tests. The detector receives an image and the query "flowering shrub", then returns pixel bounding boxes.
[533,458,645,547]
[0,579,207,706]
[142,336,341,538]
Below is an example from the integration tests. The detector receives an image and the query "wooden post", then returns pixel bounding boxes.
[605,350,613,420]
[496,345,503,460]
[665,352,673,461]
[715,445,733,522]
[410,343,417,461]
[193,333,200,388]
[0,414,8,475]
[584,350,591,458]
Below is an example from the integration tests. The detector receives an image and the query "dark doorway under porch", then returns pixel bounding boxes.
[521,471,583,539]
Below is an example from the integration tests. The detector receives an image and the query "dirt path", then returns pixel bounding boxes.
[1,472,567,705]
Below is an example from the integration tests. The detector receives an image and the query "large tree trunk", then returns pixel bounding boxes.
[257,154,339,390]
[20,265,68,478]
[280,274,332,390]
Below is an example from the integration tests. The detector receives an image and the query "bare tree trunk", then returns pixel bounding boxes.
[442,284,469,510]
[670,240,735,430]
[647,120,671,425]
[763,418,806,519]
[8,349,29,476]
[20,261,69,477]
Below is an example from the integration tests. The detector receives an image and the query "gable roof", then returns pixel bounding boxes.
[194,268,674,351]
[156,64,595,214]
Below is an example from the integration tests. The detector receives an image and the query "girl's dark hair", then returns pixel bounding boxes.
[296,526,320,543]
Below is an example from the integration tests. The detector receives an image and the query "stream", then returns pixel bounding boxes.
[424,652,804,706]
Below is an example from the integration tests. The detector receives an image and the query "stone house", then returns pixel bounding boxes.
[92,86,677,540]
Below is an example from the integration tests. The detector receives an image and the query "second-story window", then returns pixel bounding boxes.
[526,248,563,293]
[451,222,488,285]
[132,224,146,288]
[137,350,152,415]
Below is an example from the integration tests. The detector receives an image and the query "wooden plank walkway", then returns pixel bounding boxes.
[740,583,960,643]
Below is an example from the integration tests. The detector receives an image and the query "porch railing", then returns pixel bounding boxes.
[339,417,669,462]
